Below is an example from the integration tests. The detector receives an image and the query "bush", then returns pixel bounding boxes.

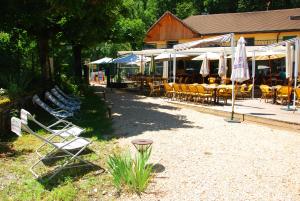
[107,148,153,194]
[0,71,32,100]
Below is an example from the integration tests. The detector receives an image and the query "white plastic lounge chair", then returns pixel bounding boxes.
[21,109,84,138]
[45,92,79,112]
[32,95,74,119]
[51,88,80,109]
[11,117,96,180]
[55,85,81,104]
[21,109,85,157]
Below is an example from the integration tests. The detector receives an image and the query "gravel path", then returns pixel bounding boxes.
[108,89,300,201]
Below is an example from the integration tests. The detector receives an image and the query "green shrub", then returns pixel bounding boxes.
[0,71,32,100]
[107,149,153,194]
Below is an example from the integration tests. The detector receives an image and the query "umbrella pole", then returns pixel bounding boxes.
[231,81,235,120]
[269,57,272,85]
[252,51,256,99]
[292,39,299,111]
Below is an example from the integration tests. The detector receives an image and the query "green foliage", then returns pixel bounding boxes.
[107,148,153,194]
[107,151,132,190]
[0,71,33,100]
[176,1,197,19]
[47,179,77,201]
[59,74,80,95]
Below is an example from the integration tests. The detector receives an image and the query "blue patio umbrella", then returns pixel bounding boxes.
[111,54,139,64]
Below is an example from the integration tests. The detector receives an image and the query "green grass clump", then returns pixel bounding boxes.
[107,149,153,194]
[0,87,119,200]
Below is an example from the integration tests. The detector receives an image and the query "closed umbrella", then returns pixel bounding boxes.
[150,55,156,74]
[218,52,227,77]
[283,42,294,110]
[229,37,249,122]
[286,42,293,80]
[231,37,250,82]
[200,54,209,77]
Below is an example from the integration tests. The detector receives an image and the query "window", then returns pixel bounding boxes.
[166,40,178,48]
[244,37,255,46]
[282,35,297,41]
[143,43,157,49]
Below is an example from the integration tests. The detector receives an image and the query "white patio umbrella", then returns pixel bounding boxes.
[229,37,250,122]
[218,52,227,77]
[231,37,250,82]
[154,53,187,60]
[192,52,220,60]
[89,57,112,64]
[200,54,209,78]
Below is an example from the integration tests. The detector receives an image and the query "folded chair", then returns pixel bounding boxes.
[45,92,79,112]
[11,117,96,180]
[51,88,80,109]
[21,109,84,138]
[54,85,81,104]
[33,95,74,120]
[21,109,84,158]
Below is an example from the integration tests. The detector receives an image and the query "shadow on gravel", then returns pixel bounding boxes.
[107,89,202,137]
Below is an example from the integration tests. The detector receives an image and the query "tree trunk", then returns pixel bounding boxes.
[83,64,89,84]
[37,36,51,84]
[72,44,82,83]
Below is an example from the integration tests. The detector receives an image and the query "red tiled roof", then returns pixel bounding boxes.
[183,8,300,35]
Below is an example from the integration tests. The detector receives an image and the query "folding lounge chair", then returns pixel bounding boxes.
[11,117,96,180]
[21,109,84,138]
[21,109,85,157]
[45,92,79,112]
[32,95,74,120]
[51,88,80,109]
[54,85,81,104]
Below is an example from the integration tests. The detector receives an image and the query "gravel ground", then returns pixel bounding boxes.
[108,89,300,201]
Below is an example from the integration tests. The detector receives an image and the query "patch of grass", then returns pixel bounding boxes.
[47,179,77,201]
[0,88,120,200]
[107,148,153,194]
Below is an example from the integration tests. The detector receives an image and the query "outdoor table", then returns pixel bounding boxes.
[131,139,153,153]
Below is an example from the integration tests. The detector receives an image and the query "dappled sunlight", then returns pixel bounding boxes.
[106,89,201,138]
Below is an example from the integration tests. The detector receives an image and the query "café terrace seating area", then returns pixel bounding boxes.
[144,79,300,107]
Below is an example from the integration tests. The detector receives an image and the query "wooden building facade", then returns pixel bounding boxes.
[144,9,300,49]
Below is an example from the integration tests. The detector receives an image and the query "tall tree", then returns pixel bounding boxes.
[0,0,63,84]
[53,0,122,83]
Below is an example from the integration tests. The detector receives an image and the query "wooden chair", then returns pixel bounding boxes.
[180,84,190,101]
[217,85,231,104]
[277,86,292,105]
[173,83,182,100]
[148,82,160,96]
[240,84,253,99]
[163,82,175,99]
[295,88,300,106]
[208,77,216,84]
[187,85,199,102]
[196,85,213,104]
[259,85,272,102]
